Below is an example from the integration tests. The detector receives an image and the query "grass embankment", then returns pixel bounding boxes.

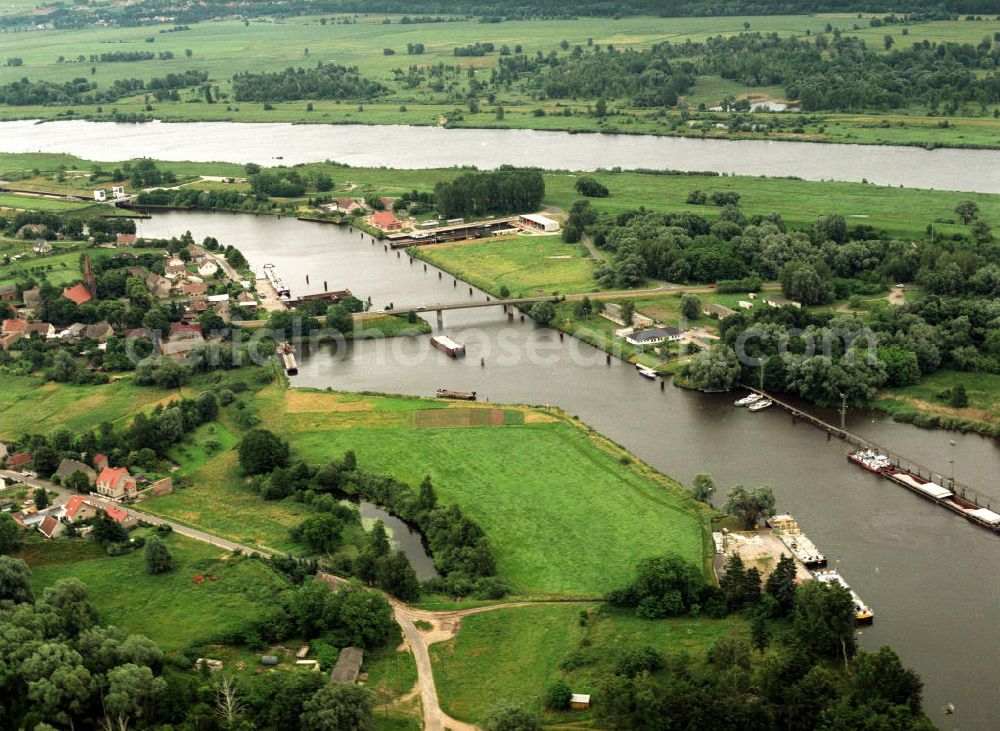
[1,15,999,148]
[874,370,1000,435]
[281,389,709,596]
[413,234,599,297]
[21,529,289,653]
[429,603,747,723]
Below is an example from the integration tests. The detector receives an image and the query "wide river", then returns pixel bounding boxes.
[138,210,1000,727]
[4,119,1000,193]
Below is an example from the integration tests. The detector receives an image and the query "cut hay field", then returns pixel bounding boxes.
[413,235,600,297]
[429,603,747,723]
[283,389,709,596]
[21,530,289,653]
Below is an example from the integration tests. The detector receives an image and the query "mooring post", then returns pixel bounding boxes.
[606,353,611,365]
[559,332,564,342]
[660,380,665,391]
[469,287,473,295]
[436,310,443,326]
[480,357,485,368]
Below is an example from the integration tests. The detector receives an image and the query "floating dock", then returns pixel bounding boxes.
[431,335,466,358]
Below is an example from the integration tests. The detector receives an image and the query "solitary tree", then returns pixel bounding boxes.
[955,199,980,224]
[529,301,556,325]
[690,473,716,505]
[238,428,290,475]
[144,536,174,575]
[482,702,541,731]
[680,294,701,320]
[764,553,797,616]
[32,488,49,510]
[723,484,776,528]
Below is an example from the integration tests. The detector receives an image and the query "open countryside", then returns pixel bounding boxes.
[1,0,999,729]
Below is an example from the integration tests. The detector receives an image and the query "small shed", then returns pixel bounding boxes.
[260,655,279,666]
[570,693,591,709]
[330,647,364,683]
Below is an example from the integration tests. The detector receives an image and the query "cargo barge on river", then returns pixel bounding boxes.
[431,335,466,358]
[848,450,1000,533]
[813,569,874,624]
[768,514,827,568]
[436,389,476,401]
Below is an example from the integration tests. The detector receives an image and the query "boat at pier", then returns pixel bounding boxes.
[431,335,466,358]
[262,263,290,297]
[734,393,762,407]
[813,569,874,624]
[635,365,657,380]
[436,389,477,401]
[768,514,827,568]
[748,399,773,412]
[849,449,892,473]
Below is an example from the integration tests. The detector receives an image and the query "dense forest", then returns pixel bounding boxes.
[434,168,545,218]
[230,62,386,102]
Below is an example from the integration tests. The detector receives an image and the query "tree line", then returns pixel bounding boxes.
[434,167,545,219]
[230,62,386,102]
[0,70,207,106]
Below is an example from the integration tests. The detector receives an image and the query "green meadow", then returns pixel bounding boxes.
[282,390,709,597]
[22,529,289,653]
[430,603,748,723]
[413,234,600,297]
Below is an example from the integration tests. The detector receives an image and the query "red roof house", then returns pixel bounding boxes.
[64,495,97,522]
[181,283,208,297]
[37,514,65,539]
[92,454,108,471]
[103,503,137,528]
[63,283,93,306]
[116,233,137,247]
[95,466,137,501]
[5,452,31,470]
[169,322,203,338]
[371,211,402,231]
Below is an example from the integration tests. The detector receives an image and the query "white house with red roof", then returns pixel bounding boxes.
[95,466,137,501]
[64,495,98,523]
[370,210,402,231]
[102,503,137,528]
[37,514,65,539]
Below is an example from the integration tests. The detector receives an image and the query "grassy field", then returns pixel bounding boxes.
[413,234,600,297]
[0,15,998,147]
[0,245,165,287]
[281,389,709,596]
[21,529,289,653]
[430,603,747,723]
[875,369,1000,432]
[0,192,102,213]
[0,375,188,439]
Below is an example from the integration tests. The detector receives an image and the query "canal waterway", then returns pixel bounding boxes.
[4,119,1000,193]
[138,209,1000,728]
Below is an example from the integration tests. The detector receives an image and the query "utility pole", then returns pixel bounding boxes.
[949,439,957,485]
[839,392,847,431]
[759,360,765,393]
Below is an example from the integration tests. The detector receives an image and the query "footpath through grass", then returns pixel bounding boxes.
[22,530,288,653]
[283,390,709,596]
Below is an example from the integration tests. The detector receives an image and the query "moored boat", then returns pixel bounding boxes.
[635,364,657,380]
[768,514,827,568]
[848,449,892,473]
[431,335,466,358]
[734,393,762,407]
[436,388,477,401]
[748,399,772,412]
[813,569,874,624]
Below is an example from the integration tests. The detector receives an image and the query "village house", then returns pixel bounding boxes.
[182,283,208,297]
[332,197,365,215]
[37,514,65,540]
[2,318,27,337]
[62,282,93,306]
[95,466,137,501]
[103,503,137,528]
[0,284,17,302]
[162,322,205,361]
[116,233,137,247]
[146,273,172,299]
[5,452,31,471]
[197,261,219,278]
[626,326,684,347]
[164,257,187,277]
[85,321,115,342]
[58,323,87,342]
[25,322,55,340]
[370,211,402,232]
[21,287,41,310]
[32,240,53,254]
[235,291,258,315]
[54,458,97,487]
[64,495,98,523]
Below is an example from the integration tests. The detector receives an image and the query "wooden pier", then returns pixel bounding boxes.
[743,385,999,534]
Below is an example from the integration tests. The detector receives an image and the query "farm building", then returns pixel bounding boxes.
[517,213,560,232]
[330,647,364,683]
[626,327,683,346]
[54,458,96,486]
[95,466,137,501]
[62,283,93,306]
[5,452,31,470]
[570,693,591,709]
[93,189,107,202]
[763,295,801,309]
[371,211,402,231]
[37,515,65,540]
[116,233,137,247]
[703,303,737,319]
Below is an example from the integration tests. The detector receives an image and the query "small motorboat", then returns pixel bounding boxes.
[635,365,657,380]
[748,399,773,412]
[734,393,762,407]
